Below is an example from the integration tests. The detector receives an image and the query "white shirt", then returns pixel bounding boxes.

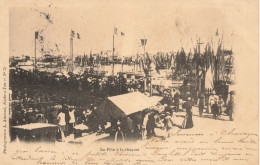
[58,112,66,126]
[69,110,75,123]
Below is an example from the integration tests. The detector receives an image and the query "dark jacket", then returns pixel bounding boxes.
[199,97,205,108]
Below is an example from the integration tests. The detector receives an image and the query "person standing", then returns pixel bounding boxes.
[164,112,175,137]
[211,99,219,119]
[146,112,156,138]
[64,105,70,136]
[190,86,198,105]
[218,95,225,115]
[173,91,180,112]
[141,113,149,140]
[227,95,235,121]
[68,106,76,135]
[114,120,124,142]
[198,95,205,117]
[57,109,66,142]
[182,96,194,129]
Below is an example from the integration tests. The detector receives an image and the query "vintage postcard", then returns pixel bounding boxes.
[0,0,259,164]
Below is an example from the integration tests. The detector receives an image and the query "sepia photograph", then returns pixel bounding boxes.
[0,0,258,164]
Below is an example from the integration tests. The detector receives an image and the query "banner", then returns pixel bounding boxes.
[141,39,147,47]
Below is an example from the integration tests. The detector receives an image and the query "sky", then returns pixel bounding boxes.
[9,1,242,58]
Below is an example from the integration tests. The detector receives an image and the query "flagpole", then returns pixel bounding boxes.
[34,32,37,72]
[112,34,115,76]
[71,38,73,64]
[143,36,146,60]
[143,37,146,93]
[150,67,152,96]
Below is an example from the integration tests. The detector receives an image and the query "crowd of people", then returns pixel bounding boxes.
[9,68,147,141]
[10,67,235,142]
[10,68,147,100]
[112,90,194,142]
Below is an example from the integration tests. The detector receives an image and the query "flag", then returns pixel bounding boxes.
[71,30,75,38]
[35,31,39,39]
[121,32,125,36]
[141,39,147,47]
[77,33,80,39]
[205,65,214,89]
[40,36,44,41]
[215,28,219,36]
[114,27,118,35]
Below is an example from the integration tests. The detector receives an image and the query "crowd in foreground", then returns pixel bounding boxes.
[10,68,235,142]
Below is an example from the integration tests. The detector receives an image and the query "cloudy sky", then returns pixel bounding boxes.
[10,1,249,57]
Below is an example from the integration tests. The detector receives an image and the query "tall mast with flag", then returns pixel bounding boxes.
[70,30,75,63]
[112,27,125,76]
[34,31,38,72]
[141,37,147,60]
[68,30,80,72]
[140,37,148,93]
[67,30,75,72]
[112,28,117,76]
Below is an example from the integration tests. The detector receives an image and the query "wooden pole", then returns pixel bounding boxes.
[150,69,152,96]
[34,32,37,72]
[112,34,115,76]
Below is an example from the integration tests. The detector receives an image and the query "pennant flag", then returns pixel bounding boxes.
[35,31,39,39]
[215,28,219,36]
[71,30,75,38]
[121,32,125,36]
[77,33,80,39]
[114,27,118,35]
[141,39,147,47]
[40,36,44,41]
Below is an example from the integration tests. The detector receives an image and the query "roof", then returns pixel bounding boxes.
[95,92,163,123]
[108,91,162,115]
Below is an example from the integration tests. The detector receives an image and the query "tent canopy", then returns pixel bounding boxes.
[108,92,162,115]
[95,92,162,123]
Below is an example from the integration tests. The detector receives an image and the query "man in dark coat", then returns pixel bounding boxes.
[198,95,205,117]
[146,112,156,138]
[62,105,70,136]
[182,97,193,129]
[211,99,219,119]
[173,92,180,112]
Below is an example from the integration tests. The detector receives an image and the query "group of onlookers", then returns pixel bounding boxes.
[10,68,145,99]
[10,68,235,143]
[198,92,235,121]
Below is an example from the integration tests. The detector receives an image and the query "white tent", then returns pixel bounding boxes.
[95,91,162,123]
[108,92,162,115]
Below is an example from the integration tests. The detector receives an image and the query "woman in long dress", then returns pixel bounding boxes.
[182,96,194,129]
